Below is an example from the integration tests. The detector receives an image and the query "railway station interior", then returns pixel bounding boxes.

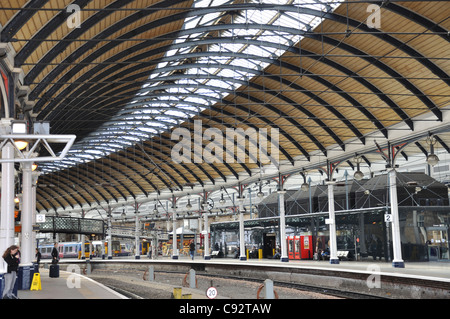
[0,0,449,299]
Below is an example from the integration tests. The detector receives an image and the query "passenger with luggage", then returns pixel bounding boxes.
[2,245,20,299]
[50,242,60,278]
[51,242,59,264]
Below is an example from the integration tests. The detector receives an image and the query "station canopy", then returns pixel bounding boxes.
[1,0,449,214]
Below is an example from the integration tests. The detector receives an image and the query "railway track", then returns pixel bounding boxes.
[94,270,386,299]
[177,271,387,299]
[70,259,449,299]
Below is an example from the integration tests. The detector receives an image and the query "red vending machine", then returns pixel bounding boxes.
[300,235,313,259]
[294,236,301,260]
[287,236,295,260]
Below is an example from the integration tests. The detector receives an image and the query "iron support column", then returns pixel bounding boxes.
[204,213,210,260]
[0,140,15,272]
[278,190,289,262]
[238,197,246,260]
[31,171,39,258]
[135,213,140,259]
[389,169,405,268]
[327,182,339,264]
[172,211,178,259]
[107,213,112,259]
[20,160,33,266]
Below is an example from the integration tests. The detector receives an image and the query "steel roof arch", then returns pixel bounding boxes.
[1,1,448,212]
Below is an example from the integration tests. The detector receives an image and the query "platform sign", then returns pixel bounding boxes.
[36,214,46,223]
[384,214,393,223]
[206,286,217,299]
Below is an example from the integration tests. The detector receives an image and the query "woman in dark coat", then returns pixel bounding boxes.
[51,243,59,264]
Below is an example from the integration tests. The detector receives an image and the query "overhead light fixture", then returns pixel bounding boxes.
[11,121,27,134]
[300,171,309,191]
[353,155,364,181]
[11,120,29,150]
[427,154,439,166]
[257,181,264,198]
[300,182,309,191]
[185,193,193,209]
[219,193,225,205]
[426,134,439,166]
[14,140,28,150]
[354,170,364,181]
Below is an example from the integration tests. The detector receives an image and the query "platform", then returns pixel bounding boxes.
[85,255,450,282]
[205,258,450,282]
[53,256,450,282]
[31,257,450,299]
[19,268,127,299]
[69,256,450,298]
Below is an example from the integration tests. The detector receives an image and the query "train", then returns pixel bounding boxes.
[38,240,131,259]
[111,241,132,257]
[39,242,82,259]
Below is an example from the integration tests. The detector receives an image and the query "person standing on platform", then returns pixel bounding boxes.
[35,248,41,267]
[189,241,195,260]
[51,243,59,264]
[2,245,20,299]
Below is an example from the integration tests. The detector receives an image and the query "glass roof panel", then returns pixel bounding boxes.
[41,0,343,173]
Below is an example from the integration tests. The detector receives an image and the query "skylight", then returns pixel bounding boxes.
[40,0,343,174]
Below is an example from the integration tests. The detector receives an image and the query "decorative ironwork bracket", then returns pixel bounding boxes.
[0,134,76,163]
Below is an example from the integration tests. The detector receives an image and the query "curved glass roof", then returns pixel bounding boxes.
[40,0,343,173]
